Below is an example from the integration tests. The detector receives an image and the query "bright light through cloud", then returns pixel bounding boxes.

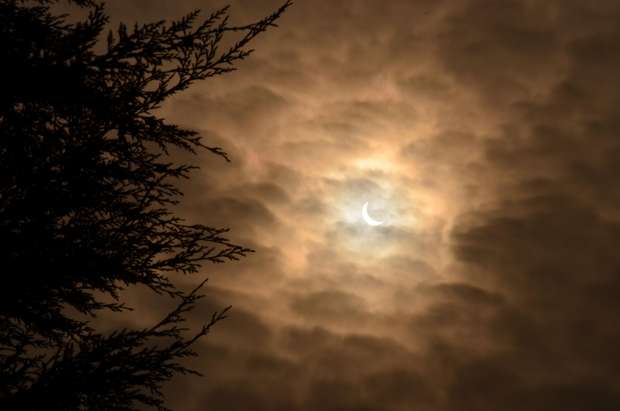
[362,201,384,226]
[324,155,422,258]
[333,156,407,229]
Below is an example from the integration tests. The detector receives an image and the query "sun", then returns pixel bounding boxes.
[329,156,397,228]
[362,201,384,226]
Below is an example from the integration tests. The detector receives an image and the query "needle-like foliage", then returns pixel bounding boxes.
[0,0,291,409]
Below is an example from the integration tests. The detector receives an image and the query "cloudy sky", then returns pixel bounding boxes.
[101,1,620,410]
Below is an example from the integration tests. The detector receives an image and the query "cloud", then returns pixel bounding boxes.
[91,0,620,409]
[290,289,369,324]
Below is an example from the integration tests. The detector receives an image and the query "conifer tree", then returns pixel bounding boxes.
[0,0,291,409]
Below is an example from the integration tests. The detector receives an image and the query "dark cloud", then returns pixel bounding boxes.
[290,289,369,324]
[441,0,620,408]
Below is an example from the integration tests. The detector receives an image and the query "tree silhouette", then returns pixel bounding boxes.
[0,0,291,409]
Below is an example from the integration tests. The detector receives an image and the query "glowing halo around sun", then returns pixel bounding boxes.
[361,202,384,226]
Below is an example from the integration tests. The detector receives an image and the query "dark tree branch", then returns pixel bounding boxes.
[0,0,291,409]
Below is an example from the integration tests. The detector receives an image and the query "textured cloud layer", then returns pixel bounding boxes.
[98,1,620,410]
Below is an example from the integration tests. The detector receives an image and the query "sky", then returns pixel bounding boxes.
[100,1,620,410]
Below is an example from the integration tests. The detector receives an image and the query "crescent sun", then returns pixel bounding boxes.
[362,202,384,226]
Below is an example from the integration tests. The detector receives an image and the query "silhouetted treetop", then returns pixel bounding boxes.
[0,0,291,409]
